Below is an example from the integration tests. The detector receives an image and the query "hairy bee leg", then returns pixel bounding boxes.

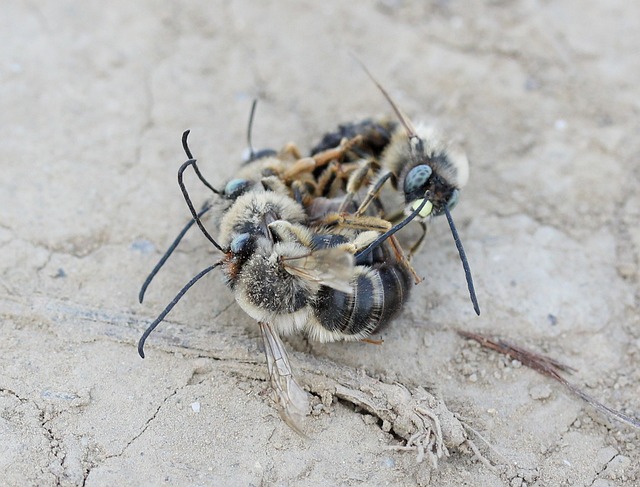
[139,202,212,303]
[280,142,303,160]
[287,134,368,199]
[314,161,359,198]
[290,180,313,206]
[315,161,342,197]
[319,213,392,232]
[337,159,377,213]
[354,170,393,217]
[259,322,309,436]
[309,134,364,170]
[282,157,317,180]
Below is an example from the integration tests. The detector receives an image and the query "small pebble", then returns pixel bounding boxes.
[380,457,395,468]
[529,384,552,400]
[130,239,156,254]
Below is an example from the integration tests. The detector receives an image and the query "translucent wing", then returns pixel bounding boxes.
[259,322,309,436]
[282,248,354,294]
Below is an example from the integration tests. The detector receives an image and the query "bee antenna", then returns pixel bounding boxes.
[178,158,225,253]
[181,130,222,195]
[138,262,222,358]
[138,202,212,303]
[444,206,480,316]
[355,197,430,262]
[247,99,258,160]
[350,54,418,140]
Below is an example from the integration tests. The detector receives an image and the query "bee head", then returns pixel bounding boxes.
[403,163,460,219]
[399,124,468,219]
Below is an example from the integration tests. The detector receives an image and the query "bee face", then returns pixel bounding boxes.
[217,190,320,335]
[218,190,306,248]
[384,124,469,218]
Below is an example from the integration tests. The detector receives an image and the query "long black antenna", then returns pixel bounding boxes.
[177,160,225,252]
[247,99,258,160]
[351,54,418,141]
[138,262,221,358]
[444,206,480,315]
[355,197,431,262]
[243,100,276,163]
[181,130,221,195]
[177,131,226,253]
[138,203,212,304]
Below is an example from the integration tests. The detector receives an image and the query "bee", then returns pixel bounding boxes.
[313,118,469,220]
[136,101,371,305]
[307,64,479,315]
[138,129,415,432]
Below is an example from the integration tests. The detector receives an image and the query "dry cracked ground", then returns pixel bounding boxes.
[1,1,639,486]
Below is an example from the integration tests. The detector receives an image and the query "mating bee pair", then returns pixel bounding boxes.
[137,76,478,431]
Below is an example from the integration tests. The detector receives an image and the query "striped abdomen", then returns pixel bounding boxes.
[309,262,413,342]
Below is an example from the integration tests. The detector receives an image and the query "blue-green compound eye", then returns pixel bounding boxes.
[404,165,433,196]
[230,233,253,255]
[447,189,460,210]
[224,179,251,199]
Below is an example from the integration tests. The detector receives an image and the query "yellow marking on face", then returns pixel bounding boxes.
[411,199,433,218]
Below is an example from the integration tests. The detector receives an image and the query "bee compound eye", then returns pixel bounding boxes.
[404,165,433,197]
[230,233,253,256]
[224,179,251,199]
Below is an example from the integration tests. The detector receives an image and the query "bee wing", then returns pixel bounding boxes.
[259,322,309,436]
[283,248,354,294]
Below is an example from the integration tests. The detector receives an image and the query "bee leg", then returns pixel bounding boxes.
[319,213,392,232]
[337,158,378,213]
[354,197,432,263]
[280,142,303,160]
[315,161,343,197]
[408,221,428,261]
[291,180,314,206]
[282,156,316,180]
[309,134,364,170]
[354,170,393,217]
[389,234,422,284]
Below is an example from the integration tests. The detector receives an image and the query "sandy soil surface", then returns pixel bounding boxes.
[1,1,639,486]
